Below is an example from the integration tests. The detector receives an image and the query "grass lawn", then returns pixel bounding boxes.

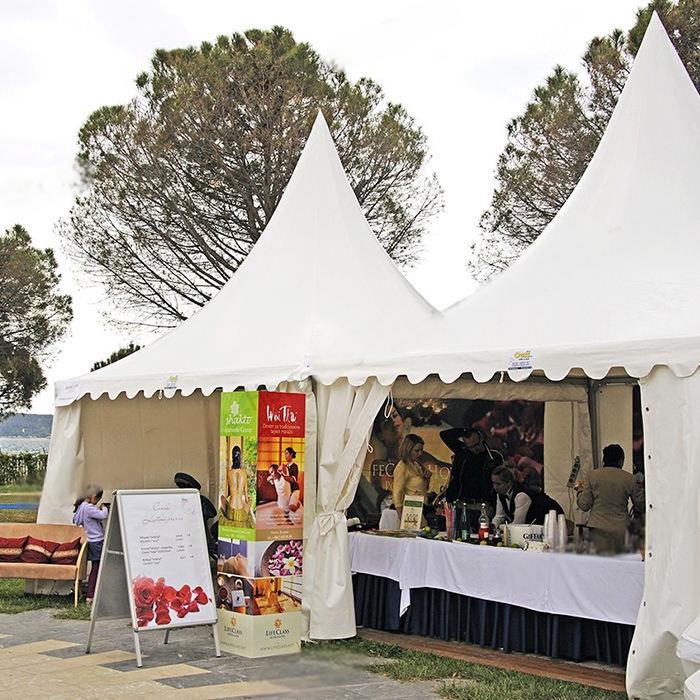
[0,485,40,523]
[0,483,44,494]
[0,579,90,620]
[316,638,627,700]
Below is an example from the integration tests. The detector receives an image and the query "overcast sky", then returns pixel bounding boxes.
[0,0,644,414]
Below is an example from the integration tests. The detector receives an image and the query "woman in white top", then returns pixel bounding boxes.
[267,463,292,511]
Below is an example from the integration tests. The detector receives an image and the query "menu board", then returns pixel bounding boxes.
[117,490,217,630]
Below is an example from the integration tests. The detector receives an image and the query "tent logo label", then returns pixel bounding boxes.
[508,350,533,371]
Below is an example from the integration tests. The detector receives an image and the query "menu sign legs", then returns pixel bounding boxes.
[217,391,306,657]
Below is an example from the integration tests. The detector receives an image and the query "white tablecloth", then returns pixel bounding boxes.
[349,532,644,626]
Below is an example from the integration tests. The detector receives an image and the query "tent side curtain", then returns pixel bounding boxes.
[304,378,390,639]
[627,366,700,697]
[37,402,84,524]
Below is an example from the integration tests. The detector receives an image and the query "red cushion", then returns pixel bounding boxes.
[0,536,27,562]
[50,538,81,565]
[20,536,59,564]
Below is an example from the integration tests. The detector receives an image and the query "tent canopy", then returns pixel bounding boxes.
[388,13,700,385]
[56,14,700,399]
[55,113,441,405]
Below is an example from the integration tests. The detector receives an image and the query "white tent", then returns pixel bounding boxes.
[384,14,698,698]
[40,12,698,695]
[40,112,440,639]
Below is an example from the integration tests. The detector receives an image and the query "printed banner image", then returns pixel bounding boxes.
[255,435,304,541]
[217,538,303,578]
[219,392,259,540]
[215,573,302,617]
[353,398,545,525]
[252,576,302,615]
[216,572,255,616]
[217,538,253,577]
[218,435,257,540]
[254,539,303,578]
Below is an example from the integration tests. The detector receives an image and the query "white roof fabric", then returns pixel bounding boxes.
[413,14,700,383]
[56,14,700,404]
[56,113,440,405]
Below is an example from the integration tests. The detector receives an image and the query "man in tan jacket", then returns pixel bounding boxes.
[576,444,645,553]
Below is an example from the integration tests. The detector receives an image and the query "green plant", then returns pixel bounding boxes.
[0,452,47,486]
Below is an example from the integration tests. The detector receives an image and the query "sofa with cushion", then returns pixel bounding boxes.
[0,523,87,607]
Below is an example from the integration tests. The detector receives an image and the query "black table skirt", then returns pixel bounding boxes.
[353,572,633,666]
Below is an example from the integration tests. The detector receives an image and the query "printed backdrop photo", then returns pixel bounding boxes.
[353,398,545,522]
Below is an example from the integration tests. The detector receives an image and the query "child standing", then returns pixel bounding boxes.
[73,485,108,604]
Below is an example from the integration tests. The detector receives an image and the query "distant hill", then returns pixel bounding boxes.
[0,414,53,437]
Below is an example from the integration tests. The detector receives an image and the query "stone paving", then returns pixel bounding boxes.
[0,609,438,699]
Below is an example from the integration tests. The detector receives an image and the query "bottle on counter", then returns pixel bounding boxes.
[478,502,490,541]
[455,500,469,541]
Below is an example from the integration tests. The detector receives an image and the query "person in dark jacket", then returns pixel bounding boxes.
[491,465,564,527]
[441,427,504,504]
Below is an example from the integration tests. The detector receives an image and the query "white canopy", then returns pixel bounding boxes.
[58,10,700,397]
[392,12,700,385]
[55,112,440,405]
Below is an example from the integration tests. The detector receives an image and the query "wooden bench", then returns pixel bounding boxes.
[0,523,88,607]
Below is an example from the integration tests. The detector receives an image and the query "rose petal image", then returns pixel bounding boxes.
[133,576,157,607]
[136,606,155,622]
[161,586,177,603]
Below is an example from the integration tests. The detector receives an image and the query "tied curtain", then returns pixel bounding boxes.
[627,366,700,698]
[303,378,390,639]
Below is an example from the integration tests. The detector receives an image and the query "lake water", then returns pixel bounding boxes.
[0,436,50,454]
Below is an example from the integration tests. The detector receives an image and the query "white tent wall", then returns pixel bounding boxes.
[627,367,700,697]
[38,391,221,523]
[596,383,634,472]
[543,402,592,523]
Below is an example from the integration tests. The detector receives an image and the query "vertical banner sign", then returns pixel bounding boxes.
[217,391,306,658]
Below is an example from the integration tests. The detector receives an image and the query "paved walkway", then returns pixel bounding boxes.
[0,609,437,699]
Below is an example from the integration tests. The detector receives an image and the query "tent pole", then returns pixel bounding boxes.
[588,379,600,468]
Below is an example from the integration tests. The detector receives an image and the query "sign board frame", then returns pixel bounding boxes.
[86,489,220,667]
